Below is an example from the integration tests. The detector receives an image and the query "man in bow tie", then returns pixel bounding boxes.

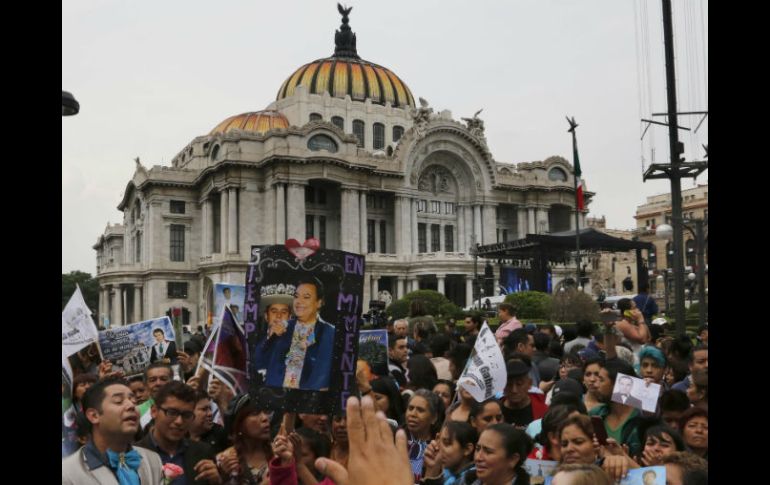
[150,328,178,365]
[62,377,164,484]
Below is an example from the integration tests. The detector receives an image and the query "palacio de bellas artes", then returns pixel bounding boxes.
[92,5,592,329]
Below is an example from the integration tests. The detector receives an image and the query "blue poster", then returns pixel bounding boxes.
[213,283,246,328]
[98,316,176,376]
[358,329,389,376]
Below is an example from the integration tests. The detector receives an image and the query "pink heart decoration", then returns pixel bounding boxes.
[285,238,320,260]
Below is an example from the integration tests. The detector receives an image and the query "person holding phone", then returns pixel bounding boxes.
[614,299,650,364]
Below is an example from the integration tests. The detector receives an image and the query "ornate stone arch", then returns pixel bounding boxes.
[402,125,497,200]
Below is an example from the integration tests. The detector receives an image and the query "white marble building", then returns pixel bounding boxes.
[93,8,591,328]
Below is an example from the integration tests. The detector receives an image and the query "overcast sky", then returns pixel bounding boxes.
[62,0,708,274]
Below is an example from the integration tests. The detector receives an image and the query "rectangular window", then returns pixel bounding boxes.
[319,216,327,248]
[167,282,188,299]
[332,116,344,130]
[418,223,427,253]
[170,224,185,261]
[393,126,404,142]
[305,186,315,204]
[431,201,441,213]
[417,200,427,212]
[380,220,386,253]
[431,224,440,252]
[170,200,185,214]
[306,215,314,240]
[367,219,376,253]
[445,202,455,215]
[135,232,142,263]
[445,225,454,252]
[502,229,508,242]
[367,194,375,208]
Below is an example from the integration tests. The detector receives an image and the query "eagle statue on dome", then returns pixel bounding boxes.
[338,3,352,23]
[409,97,433,140]
[462,109,486,142]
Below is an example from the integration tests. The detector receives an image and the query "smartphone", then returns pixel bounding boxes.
[591,416,608,445]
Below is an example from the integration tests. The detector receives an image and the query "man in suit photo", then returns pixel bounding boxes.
[150,328,177,365]
[612,374,643,409]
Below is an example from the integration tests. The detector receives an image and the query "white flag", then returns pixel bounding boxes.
[457,322,507,402]
[62,284,100,357]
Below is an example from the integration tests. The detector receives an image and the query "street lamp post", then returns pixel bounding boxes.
[657,218,708,333]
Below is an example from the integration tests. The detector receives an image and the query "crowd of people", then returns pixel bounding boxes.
[62,297,708,485]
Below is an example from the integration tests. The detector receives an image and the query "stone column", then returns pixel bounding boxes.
[201,199,210,255]
[457,205,466,252]
[286,183,306,242]
[341,189,360,252]
[219,191,228,253]
[133,285,142,322]
[114,287,123,327]
[228,188,238,253]
[275,183,286,243]
[394,197,403,254]
[527,207,536,235]
[437,274,446,294]
[473,205,482,245]
[465,276,474,308]
[493,266,501,296]
[397,277,405,299]
[483,205,497,245]
[411,198,419,253]
[362,272,371,313]
[570,209,577,231]
[439,223,445,253]
[102,288,110,325]
[464,206,474,249]
[360,191,368,254]
[518,207,528,239]
[264,184,276,243]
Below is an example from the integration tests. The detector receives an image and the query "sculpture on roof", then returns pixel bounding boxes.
[462,109,486,142]
[410,97,434,139]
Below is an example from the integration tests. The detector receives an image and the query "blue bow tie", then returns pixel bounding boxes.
[106,448,142,485]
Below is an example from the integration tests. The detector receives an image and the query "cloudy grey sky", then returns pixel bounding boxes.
[62,0,708,274]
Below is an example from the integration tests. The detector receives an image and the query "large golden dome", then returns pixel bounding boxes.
[275,5,414,109]
[209,110,289,135]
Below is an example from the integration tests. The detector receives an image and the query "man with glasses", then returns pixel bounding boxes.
[136,381,223,484]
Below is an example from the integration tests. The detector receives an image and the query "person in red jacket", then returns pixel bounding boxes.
[500,356,548,428]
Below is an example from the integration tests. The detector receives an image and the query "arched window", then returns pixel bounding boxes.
[210,144,220,161]
[548,167,568,182]
[373,123,385,150]
[307,134,338,153]
[331,116,344,130]
[393,125,404,142]
[352,120,365,148]
[309,113,322,122]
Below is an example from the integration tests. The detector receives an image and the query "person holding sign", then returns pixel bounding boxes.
[265,276,335,391]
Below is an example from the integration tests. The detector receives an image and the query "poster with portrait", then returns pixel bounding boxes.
[213,283,246,329]
[243,242,365,415]
[611,372,661,413]
[524,459,557,485]
[358,329,389,376]
[66,341,103,381]
[620,466,665,485]
[98,316,177,375]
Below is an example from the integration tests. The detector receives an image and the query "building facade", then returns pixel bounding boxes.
[93,9,590,328]
[634,184,708,298]
[585,216,639,297]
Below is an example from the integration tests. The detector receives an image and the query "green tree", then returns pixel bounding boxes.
[386,290,462,321]
[62,271,99,313]
[504,291,552,319]
[549,288,600,323]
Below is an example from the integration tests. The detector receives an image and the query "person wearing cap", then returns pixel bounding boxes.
[501,356,548,428]
[251,283,295,375]
[495,303,523,345]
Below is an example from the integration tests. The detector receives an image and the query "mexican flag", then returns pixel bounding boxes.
[573,139,584,211]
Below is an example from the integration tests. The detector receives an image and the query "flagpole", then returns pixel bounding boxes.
[567,117,581,290]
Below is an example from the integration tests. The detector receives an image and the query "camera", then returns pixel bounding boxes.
[365,300,388,328]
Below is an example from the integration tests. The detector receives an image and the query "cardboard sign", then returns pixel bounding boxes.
[244,244,364,415]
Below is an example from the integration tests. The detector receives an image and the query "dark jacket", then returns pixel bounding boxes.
[135,431,216,485]
[264,316,335,390]
[150,340,178,364]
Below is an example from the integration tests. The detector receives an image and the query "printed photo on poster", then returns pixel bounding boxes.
[611,372,661,413]
[358,329,389,376]
[213,283,246,328]
[67,341,103,380]
[244,243,365,415]
[619,466,665,485]
[98,316,177,375]
[524,459,557,485]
